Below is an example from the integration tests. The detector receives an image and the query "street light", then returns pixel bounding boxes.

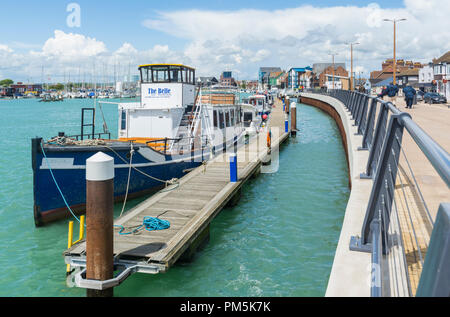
[329,52,339,89]
[346,42,360,90]
[383,18,407,85]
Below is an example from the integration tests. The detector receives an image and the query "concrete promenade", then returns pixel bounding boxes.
[300,92,450,297]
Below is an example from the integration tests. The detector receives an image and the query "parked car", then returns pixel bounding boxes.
[416,90,425,102]
[424,92,447,104]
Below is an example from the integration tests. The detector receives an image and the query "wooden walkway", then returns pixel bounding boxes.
[65,99,290,273]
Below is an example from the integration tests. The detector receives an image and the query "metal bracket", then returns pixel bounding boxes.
[360,172,373,180]
[349,235,372,253]
[66,256,162,290]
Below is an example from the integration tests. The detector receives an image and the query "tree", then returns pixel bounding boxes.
[0,79,14,87]
[49,83,65,91]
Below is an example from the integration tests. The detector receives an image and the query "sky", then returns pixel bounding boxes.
[0,0,449,82]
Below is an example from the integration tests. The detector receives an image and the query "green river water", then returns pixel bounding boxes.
[0,98,349,297]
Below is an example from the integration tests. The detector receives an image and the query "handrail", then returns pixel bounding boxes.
[301,89,450,297]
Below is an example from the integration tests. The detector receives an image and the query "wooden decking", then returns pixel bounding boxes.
[65,99,289,272]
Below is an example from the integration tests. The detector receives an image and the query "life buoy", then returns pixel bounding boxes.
[267,131,272,148]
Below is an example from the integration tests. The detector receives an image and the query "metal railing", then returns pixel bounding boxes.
[301,89,450,297]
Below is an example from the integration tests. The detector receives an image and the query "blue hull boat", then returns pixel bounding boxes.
[32,138,206,226]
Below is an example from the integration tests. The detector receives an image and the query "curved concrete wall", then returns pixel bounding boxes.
[299,93,372,297]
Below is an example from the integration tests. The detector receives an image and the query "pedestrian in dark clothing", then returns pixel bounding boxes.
[378,86,388,98]
[403,85,416,109]
[386,83,399,103]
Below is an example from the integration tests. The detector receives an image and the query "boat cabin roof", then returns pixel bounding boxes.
[249,94,266,99]
[138,64,196,85]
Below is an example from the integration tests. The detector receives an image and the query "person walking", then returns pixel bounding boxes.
[403,84,417,109]
[386,82,399,103]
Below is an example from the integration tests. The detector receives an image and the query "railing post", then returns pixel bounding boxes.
[416,203,450,297]
[351,112,411,250]
[361,102,390,179]
[355,95,369,135]
[370,212,382,297]
[359,98,378,151]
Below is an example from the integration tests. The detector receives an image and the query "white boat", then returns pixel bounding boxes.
[32,63,247,225]
[248,94,271,116]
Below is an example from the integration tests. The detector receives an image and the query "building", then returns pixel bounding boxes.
[432,51,450,98]
[419,64,434,84]
[318,65,349,89]
[370,59,423,83]
[259,67,282,89]
[197,77,219,87]
[10,83,43,95]
[313,63,346,76]
[244,80,259,90]
[397,68,420,88]
[220,71,236,86]
[287,67,313,90]
[268,71,284,88]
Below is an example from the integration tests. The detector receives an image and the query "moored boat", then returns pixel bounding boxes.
[32,63,246,226]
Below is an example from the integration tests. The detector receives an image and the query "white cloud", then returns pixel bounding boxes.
[2,1,450,82]
[40,30,107,60]
[141,1,450,78]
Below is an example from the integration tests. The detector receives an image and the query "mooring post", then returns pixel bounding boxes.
[285,96,290,114]
[290,102,297,137]
[85,152,115,297]
[229,153,238,183]
[285,111,289,134]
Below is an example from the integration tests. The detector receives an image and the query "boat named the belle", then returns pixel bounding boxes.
[32,64,246,226]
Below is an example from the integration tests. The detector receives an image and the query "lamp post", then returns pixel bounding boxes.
[329,52,339,89]
[383,18,406,85]
[346,42,360,90]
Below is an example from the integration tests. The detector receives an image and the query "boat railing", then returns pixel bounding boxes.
[301,89,450,297]
[67,132,112,141]
[146,135,210,155]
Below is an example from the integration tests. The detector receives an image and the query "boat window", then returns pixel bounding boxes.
[180,68,186,83]
[190,70,195,85]
[225,111,230,127]
[243,112,253,122]
[243,112,253,128]
[152,66,169,82]
[213,110,218,128]
[169,67,182,83]
[230,109,235,126]
[219,110,225,129]
[121,110,126,130]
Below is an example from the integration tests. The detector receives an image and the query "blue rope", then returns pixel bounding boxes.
[115,216,170,235]
[40,142,81,223]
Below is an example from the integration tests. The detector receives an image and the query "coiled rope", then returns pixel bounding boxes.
[114,216,170,235]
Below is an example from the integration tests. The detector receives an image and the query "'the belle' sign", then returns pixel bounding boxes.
[148,88,172,98]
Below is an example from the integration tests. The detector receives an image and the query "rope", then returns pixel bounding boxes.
[40,142,81,223]
[102,144,180,188]
[47,136,106,146]
[114,216,170,235]
[119,144,134,218]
